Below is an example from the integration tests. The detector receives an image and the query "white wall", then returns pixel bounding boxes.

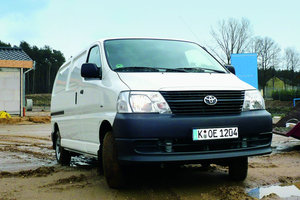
[0,68,21,115]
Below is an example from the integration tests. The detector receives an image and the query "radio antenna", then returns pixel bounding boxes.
[179,16,201,44]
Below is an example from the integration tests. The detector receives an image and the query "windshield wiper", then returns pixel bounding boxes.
[114,66,159,72]
[176,67,226,73]
[114,66,187,72]
[158,67,187,72]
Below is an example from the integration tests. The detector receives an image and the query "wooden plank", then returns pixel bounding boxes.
[272,129,289,137]
[0,60,33,68]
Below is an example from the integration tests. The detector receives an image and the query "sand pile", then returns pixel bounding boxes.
[0,116,51,124]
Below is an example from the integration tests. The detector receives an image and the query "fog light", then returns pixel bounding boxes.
[165,142,173,153]
[242,138,247,148]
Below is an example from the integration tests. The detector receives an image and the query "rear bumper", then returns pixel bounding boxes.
[112,110,273,164]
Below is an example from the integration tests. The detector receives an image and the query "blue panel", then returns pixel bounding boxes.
[231,53,258,89]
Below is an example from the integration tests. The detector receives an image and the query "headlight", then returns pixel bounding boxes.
[117,92,131,113]
[117,91,171,114]
[242,90,265,111]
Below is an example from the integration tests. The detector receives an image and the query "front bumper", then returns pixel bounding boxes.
[112,110,272,164]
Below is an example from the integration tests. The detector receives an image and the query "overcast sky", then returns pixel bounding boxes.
[1,0,299,59]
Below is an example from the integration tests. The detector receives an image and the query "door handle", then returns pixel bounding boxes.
[80,90,84,94]
[75,92,77,104]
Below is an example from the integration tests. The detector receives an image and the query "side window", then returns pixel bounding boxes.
[87,46,101,67]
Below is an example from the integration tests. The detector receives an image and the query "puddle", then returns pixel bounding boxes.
[273,142,300,153]
[0,135,56,172]
[248,184,300,199]
[271,135,300,154]
[70,155,98,168]
[0,151,55,172]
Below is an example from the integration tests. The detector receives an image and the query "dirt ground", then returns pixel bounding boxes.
[0,124,300,200]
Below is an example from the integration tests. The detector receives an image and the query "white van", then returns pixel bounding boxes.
[51,38,272,188]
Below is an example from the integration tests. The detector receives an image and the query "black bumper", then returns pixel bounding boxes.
[112,110,272,164]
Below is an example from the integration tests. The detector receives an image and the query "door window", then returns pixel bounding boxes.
[87,46,101,67]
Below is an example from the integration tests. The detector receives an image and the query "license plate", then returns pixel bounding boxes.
[192,127,238,141]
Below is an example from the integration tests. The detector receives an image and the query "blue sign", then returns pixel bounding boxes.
[231,53,258,89]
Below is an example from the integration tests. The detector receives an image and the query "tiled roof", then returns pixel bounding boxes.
[0,47,32,61]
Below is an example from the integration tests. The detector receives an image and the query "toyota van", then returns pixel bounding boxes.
[51,38,272,188]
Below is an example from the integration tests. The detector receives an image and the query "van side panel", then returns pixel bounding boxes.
[51,62,70,134]
[52,51,88,153]
[78,44,117,155]
[60,52,87,152]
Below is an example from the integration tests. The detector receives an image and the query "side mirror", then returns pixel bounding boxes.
[81,63,102,79]
[225,65,235,75]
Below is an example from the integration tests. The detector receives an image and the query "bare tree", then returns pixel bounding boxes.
[249,36,281,95]
[284,47,300,72]
[210,18,252,64]
[248,36,263,54]
[256,37,281,71]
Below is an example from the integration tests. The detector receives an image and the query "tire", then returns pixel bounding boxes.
[201,163,211,171]
[229,157,248,181]
[55,130,71,166]
[102,131,124,188]
[97,148,103,174]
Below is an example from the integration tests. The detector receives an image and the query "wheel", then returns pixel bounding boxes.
[102,131,124,188]
[229,157,248,181]
[163,163,182,169]
[200,163,211,171]
[55,130,71,166]
[97,148,103,174]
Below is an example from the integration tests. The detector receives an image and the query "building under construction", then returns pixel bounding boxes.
[0,47,33,116]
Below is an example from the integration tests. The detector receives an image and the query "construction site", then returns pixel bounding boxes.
[0,45,299,200]
[1,2,300,198]
[0,96,299,200]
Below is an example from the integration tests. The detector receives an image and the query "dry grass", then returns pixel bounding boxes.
[0,116,51,124]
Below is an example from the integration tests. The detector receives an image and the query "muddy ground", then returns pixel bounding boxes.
[0,124,300,200]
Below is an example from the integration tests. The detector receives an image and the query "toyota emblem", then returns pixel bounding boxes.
[204,95,217,105]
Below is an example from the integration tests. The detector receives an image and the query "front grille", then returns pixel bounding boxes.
[134,133,272,154]
[160,90,245,115]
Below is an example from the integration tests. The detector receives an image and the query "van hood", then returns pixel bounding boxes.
[117,73,255,91]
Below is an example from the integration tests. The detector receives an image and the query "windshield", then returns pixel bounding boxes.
[104,39,227,73]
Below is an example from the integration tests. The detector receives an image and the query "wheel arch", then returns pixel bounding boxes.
[52,122,59,149]
[99,120,113,146]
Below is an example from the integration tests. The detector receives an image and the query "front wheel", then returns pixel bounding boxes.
[228,156,248,181]
[102,131,124,188]
[55,130,71,166]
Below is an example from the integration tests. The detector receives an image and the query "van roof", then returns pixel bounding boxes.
[96,37,196,43]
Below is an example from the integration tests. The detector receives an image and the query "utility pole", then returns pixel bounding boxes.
[23,61,35,114]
